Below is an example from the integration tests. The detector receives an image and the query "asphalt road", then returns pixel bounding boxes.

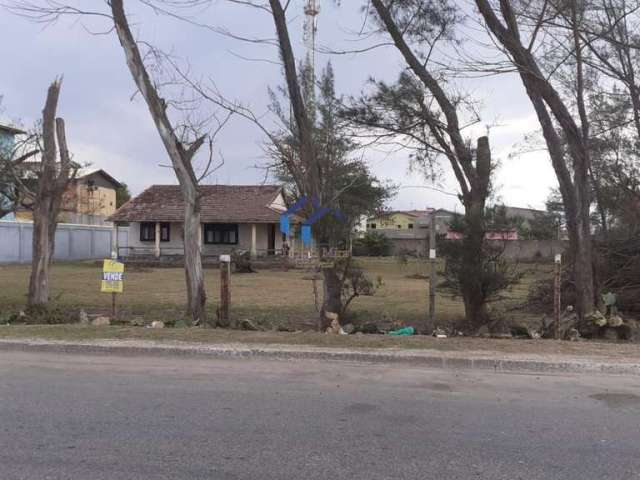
[1,351,640,480]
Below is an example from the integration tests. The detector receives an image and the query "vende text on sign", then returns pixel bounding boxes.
[101,259,125,293]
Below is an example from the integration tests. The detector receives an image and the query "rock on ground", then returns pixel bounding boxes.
[91,316,110,327]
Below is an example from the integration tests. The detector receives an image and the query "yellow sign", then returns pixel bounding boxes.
[101,259,125,293]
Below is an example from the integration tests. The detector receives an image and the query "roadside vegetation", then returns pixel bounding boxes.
[0,258,551,332]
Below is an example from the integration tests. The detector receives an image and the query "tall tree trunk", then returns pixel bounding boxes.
[460,137,491,330]
[184,196,206,324]
[111,0,208,325]
[370,0,496,329]
[460,191,490,329]
[28,200,53,307]
[320,266,343,331]
[474,0,596,321]
[568,163,596,321]
[268,0,338,329]
[28,80,71,308]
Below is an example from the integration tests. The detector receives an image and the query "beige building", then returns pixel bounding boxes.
[15,169,122,225]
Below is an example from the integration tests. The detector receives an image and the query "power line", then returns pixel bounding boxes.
[397,184,460,198]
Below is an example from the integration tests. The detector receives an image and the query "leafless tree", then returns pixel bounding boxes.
[5,0,226,325]
[110,0,211,326]
[28,79,74,307]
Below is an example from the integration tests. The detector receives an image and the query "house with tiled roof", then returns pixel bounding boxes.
[11,168,123,225]
[109,184,289,259]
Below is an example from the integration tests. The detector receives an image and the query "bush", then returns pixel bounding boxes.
[352,231,393,256]
[439,239,522,305]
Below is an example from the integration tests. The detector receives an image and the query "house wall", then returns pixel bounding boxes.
[124,222,283,257]
[0,130,15,156]
[61,180,117,219]
[75,184,117,216]
[368,212,418,230]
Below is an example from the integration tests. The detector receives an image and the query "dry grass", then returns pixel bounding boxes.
[0,258,551,329]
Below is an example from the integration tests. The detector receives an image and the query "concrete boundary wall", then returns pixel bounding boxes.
[0,221,129,264]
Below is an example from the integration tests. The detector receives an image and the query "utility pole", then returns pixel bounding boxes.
[428,212,437,329]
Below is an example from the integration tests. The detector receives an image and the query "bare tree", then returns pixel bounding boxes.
[109,0,210,326]
[473,0,597,322]
[28,78,74,307]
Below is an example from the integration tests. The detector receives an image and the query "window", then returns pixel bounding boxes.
[397,225,402,229]
[408,223,414,229]
[140,222,170,242]
[160,223,170,242]
[370,223,376,229]
[204,223,238,245]
[140,222,155,242]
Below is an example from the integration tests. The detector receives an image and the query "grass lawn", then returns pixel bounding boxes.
[0,258,551,329]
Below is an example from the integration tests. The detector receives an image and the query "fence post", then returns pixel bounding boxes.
[17,223,23,263]
[90,228,95,258]
[428,213,437,330]
[219,254,231,327]
[554,253,562,339]
[68,227,74,260]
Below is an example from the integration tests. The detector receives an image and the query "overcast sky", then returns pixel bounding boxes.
[0,0,558,212]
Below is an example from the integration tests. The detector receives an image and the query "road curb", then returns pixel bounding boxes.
[1,339,639,375]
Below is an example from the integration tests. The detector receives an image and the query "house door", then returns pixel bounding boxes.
[268,223,276,255]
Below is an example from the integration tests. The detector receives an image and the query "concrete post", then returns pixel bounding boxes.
[154,222,161,258]
[90,228,95,258]
[428,213,437,329]
[112,224,119,259]
[554,254,562,339]
[18,223,23,263]
[250,223,257,259]
[219,254,231,328]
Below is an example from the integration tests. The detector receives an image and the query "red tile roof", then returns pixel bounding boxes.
[109,185,285,223]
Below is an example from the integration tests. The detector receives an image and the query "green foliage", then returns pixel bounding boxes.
[333,257,381,319]
[268,62,396,246]
[353,231,394,257]
[439,238,522,305]
[522,211,560,240]
[115,183,131,208]
[20,304,74,325]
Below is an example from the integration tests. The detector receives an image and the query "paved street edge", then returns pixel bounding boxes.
[1,339,639,376]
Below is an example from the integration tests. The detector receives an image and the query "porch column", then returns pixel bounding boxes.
[250,223,257,259]
[154,222,160,258]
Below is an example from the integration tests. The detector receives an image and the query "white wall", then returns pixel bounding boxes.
[0,221,126,264]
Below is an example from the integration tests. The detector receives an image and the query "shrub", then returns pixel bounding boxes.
[353,231,393,256]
